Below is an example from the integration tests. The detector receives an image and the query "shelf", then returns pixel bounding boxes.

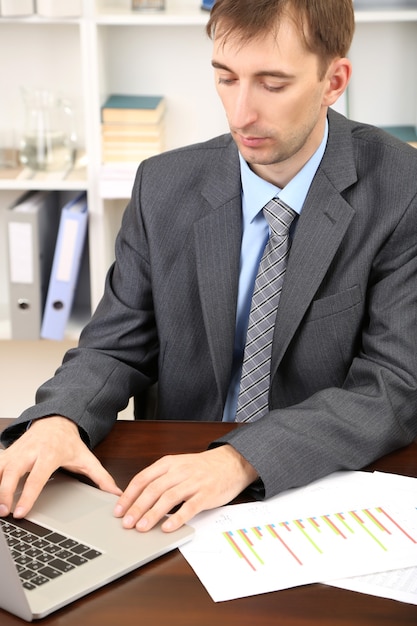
[99,163,138,198]
[95,5,417,24]
[0,15,83,24]
[95,0,209,24]
[354,8,417,21]
[0,153,88,192]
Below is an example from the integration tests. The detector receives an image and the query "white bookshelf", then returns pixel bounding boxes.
[0,0,416,340]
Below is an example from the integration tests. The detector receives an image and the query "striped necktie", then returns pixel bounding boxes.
[235,197,296,423]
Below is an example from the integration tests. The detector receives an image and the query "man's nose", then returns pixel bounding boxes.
[229,89,258,130]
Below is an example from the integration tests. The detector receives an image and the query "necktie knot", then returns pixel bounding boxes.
[263,197,296,238]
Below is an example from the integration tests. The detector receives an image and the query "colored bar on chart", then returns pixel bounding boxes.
[321,515,347,539]
[364,508,390,534]
[335,512,354,534]
[267,523,303,565]
[252,526,263,539]
[349,511,387,551]
[308,517,321,532]
[280,521,291,532]
[377,507,417,544]
[237,529,264,566]
[294,520,323,554]
[223,531,257,571]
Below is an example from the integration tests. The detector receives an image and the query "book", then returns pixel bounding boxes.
[101,94,166,125]
[382,125,417,149]
[101,148,161,163]
[102,138,164,150]
[101,133,164,149]
[101,122,164,135]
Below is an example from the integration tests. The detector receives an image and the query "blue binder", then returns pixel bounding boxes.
[40,192,88,340]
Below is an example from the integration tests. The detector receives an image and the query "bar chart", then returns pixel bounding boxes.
[222,506,417,573]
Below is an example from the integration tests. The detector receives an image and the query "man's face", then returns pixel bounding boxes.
[212,16,333,187]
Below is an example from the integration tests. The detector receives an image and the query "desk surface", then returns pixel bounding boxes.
[1,418,416,626]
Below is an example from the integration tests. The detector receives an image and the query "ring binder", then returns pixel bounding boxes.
[41,192,88,341]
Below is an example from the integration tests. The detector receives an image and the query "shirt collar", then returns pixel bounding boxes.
[239,119,328,223]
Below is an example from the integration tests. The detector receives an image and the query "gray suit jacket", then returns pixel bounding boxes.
[3,110,417,498]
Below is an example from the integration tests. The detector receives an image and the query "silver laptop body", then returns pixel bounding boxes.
[0,469,194,621]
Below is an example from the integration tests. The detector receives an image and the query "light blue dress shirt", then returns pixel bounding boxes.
[222,122,329,421]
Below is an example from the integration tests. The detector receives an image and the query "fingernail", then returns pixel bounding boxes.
[114,504,123,517]
[0,504,9,517]
[13,507,25,518]
[136,517,148,531]
[162,518,173,532]
[122,515,135,528]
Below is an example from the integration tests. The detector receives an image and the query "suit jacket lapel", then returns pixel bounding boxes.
[271,109,358,376]
[271,177,355,374]
[194,142,242,400]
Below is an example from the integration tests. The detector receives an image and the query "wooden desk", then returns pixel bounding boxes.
[1,419,416,626]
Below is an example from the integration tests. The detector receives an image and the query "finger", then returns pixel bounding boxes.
[114,457,174,519]
[0,465,28,517]
[12,458,60,518]
[129,477,197,532]
[161,497,203,532]
[65,454,122,497]
[0,447,54,518]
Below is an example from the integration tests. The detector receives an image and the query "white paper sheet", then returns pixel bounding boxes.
[180,472,417,603]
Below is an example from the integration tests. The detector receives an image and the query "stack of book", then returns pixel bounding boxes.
[101,94,166,164]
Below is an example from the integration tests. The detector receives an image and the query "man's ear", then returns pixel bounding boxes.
[323,57,352,107]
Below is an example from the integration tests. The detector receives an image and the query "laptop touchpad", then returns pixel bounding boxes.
[30,474,113,523]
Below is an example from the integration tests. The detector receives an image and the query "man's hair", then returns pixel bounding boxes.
[206,0,355,78]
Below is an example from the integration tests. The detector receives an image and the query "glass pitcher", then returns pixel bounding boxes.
[19,88,77,172]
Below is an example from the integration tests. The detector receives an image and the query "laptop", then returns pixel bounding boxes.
[0,457,194,622]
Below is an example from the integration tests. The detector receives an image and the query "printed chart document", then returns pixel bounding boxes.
[180,472,417,603]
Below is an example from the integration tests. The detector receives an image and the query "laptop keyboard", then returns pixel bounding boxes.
[1,516,102,590]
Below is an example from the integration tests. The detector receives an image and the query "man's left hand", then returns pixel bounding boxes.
[113,445,258,532]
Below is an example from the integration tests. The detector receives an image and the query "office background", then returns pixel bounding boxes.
[0,1,416,420]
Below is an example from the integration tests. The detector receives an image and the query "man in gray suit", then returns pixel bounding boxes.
[1,0,417,533]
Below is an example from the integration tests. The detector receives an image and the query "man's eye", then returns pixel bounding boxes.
[218,76,236,85]
[264,83,286,92]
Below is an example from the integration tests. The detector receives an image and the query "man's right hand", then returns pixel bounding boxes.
[0,416,121,519]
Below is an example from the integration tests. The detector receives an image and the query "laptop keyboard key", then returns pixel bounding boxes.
[49,558,75,573]
[46,532,67,544]
[60,538,79,549]
[30,575,50,587]
[67,554,88,566]
[39,566,63,580]
[71,543,90,554]
[83,549,102,560]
